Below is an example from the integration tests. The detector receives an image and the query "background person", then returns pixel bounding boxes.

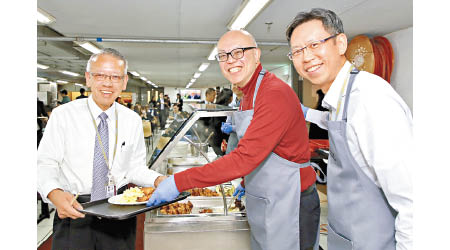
[210,88,233,156]
[37,48,165,250]
[156,92,169,129]
[204,88,216,104]
[147,30,319,250]
[286,8,413,250]
[60,89,70,104]
[76,88,88,99]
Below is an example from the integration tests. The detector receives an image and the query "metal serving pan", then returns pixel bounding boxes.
[78,192,191,220]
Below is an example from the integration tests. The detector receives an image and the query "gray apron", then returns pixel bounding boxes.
[326,68,396,250]
[232,70,311,250]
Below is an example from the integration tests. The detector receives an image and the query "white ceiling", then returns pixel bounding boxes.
[37,0,413,89]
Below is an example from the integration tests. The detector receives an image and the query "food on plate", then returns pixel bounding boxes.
[199,208,213,214]
[160,201,193,215]
[186,187,220,197]
[137,187,155,202]
[118,186,155,203]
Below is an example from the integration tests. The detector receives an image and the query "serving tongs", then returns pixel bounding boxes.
[183,135,229,215]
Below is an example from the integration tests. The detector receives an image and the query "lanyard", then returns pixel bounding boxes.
[86,99,118,173]
[331,65,355,121]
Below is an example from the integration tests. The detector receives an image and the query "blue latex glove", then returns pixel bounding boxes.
[221,122,234,134]
[233,184,245,201]
[146,175,180,207]
[301,103,309,118]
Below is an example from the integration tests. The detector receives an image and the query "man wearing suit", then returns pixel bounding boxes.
[156,92,168,129]
[37,97,48,148]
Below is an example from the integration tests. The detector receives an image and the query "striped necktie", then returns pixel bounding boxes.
[90,112,109,201]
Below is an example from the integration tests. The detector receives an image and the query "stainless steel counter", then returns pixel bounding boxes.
[144,197,251,250]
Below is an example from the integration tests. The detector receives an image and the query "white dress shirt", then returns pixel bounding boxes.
[306,61,413,250]
[38,96,162,203]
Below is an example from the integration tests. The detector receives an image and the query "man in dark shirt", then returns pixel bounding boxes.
[76,88,88,99]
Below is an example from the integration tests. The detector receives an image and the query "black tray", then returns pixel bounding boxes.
[78,192,191,220]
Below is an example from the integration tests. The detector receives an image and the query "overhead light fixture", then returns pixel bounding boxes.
[190,78,197,83]
[37,63,49,69]
[76,41,101,54]
[227,0,272,30]
[59,70,80,77]
[130,71,140,77]
[37,77,47,82]
[208,46,218,61]
[75,83,84,87]
[37,7,56,25]
[140,76,147,81]
[198,63,210,72]
[56,80,68,84]
[193,72,201,79]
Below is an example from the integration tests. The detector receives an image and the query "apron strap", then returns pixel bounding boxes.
[342,68,359,122]
[252,69,266,108]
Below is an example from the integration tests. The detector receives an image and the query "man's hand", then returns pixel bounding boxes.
[154,175,168,187]
[301,103,309,118]
[47,189,85,219]
[146,175,180,207]
[221,122,234,134]
[233,184,245,201]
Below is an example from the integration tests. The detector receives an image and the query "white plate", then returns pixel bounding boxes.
[108,194,148,205]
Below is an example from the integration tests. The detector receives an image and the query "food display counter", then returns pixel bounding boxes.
[144,103,251,250]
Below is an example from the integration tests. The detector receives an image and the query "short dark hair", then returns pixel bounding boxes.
[286,8,344,44]
[215,88,233,105]
[60,89,68,95]
[80,88,85,94]
[206,88,216,96]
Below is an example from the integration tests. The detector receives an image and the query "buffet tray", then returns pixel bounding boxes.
[78,192,190,220]
[154,196,246,217]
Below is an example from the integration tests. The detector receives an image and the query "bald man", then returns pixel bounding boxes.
[147,30,319,250]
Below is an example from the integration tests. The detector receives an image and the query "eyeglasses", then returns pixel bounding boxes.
[287,34,338,60]
[89,72,125,82]
[216,47,257,62]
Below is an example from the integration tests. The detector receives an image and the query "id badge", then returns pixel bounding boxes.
[106,173,116,197]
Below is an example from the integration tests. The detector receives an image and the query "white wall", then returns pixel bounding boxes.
[268,64,292,87]
[384,27,413,111]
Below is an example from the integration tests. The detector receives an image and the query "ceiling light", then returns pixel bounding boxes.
[56,80,68,84]
[37,63,49,69]
[130,71,140,77]
[190,78,197,83]
[227,0,272,30]
[59,70,80,77]
[198,63,210,72]
[193,73,201,79]
[75,83,83,87]
[37,77,47,82]
[208,46,218,61]
[37,7,56,25]
[77,42,101,54]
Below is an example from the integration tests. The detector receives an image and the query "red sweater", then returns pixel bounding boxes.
[174,64,316,192]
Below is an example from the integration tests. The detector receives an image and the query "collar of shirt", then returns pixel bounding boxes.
[322,61,352,112]
[239,63,263,97]
[87,95,116,124]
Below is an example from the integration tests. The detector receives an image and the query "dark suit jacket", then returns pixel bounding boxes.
[37,100,48,130]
